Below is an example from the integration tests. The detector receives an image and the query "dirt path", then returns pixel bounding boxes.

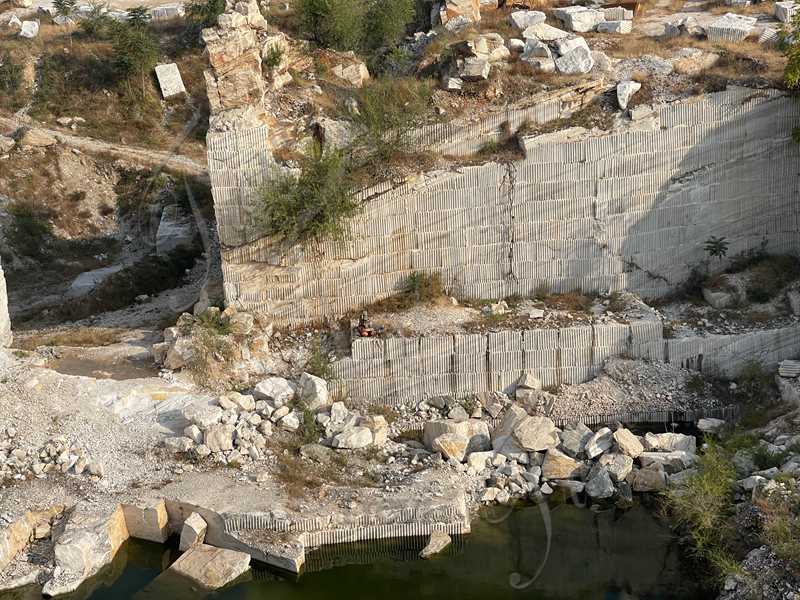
[0,115,208,178]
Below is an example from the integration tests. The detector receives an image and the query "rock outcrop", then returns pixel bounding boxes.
[42,504,129,596]
[202,0,267,120]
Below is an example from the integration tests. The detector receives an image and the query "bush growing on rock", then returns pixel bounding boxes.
[351,77,431,165]
[257,142,361,245]
[305,336,337,381]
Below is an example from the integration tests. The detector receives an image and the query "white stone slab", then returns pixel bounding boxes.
[155,63,186,99]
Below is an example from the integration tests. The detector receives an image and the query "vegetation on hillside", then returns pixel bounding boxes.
[297,0,415,55]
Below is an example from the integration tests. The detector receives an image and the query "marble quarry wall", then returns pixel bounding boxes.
[330,322,800,408]
[210,87,800,324]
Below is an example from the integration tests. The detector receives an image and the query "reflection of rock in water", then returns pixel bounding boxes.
[64,539,171,600]
[338,505,701,599]
[301,535,466,574]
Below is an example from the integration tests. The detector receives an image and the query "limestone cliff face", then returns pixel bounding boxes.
[0,258,11,348]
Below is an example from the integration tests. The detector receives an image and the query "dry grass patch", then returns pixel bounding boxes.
[603,33,684,59]
[707,0,776,15]
[14,327,125,350]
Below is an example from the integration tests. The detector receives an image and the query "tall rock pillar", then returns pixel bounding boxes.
[0,258,11,347]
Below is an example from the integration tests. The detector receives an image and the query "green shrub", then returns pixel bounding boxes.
[785,11,800,88]
[745,254,800,303]
[703,236,730,262]
[196,309,233,336]
[369,46,415,77]
[735,361,776,405]
[0,52,23,95]
[111,24,159,93]
[79,6,119,39]
[126,5,152,29]
[351,77,431,163]
[758,488,800,569]
[186,0,226,29]
[751,444,789,470]
[7,203,53,258]
[298,0,365,50]
[362,0,415,52]
[299,408,323,443]
[257,142,360,246]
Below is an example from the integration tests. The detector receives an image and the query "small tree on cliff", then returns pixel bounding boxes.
[785,12,800,141]
[257,142,361,246]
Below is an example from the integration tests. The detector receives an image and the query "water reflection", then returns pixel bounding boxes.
[3,503,712,600]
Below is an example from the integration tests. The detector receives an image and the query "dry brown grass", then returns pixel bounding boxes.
[0,21,208,156]
[14,327,125,350]
[707,0,776,15]
[693,40,786,88]
[366,404,399,424]
[541,290,595,313]
[603,29,786,89]
[603,33,684,59]
[354,271,449,317]
[477,6,517,39]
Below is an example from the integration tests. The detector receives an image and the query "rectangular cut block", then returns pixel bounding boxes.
[154,63,186,99]
[707,13,756,42]
[775,1,796,22]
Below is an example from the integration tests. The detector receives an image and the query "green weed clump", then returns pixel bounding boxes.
[305,336,337,382]
[759,491,800,569]
[665,441,741,580]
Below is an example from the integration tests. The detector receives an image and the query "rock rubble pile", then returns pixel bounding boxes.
[0,428,104,486]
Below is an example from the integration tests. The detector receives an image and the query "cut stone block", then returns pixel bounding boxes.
[19,20,39,38]
[509,10,546,30]
[552,6,605,32]
[706,13,756,42]
[603,6,632,20]
[554,35,589,57]
[776,1,797,22]
[597,20,632,33]
[616,80,641,110]
[179,512,208,551]
[155,63,187,99]
[168,544,250,590]
[460,57,491,80]
[521,22,569,41]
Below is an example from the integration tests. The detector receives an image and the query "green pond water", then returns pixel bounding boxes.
[4,503,714,600]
